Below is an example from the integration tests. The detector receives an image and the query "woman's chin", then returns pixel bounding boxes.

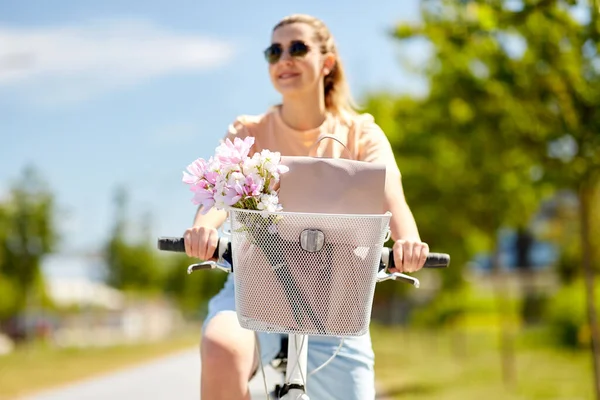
[275,85,307,98]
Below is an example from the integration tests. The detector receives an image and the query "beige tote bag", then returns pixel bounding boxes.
[278,133,388,215]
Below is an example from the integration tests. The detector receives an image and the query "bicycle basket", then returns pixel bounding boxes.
[228,208,392,337]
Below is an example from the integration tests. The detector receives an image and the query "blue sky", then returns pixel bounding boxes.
[0,0,429,257]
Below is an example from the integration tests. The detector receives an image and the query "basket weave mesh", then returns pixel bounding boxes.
[228,208,391,337]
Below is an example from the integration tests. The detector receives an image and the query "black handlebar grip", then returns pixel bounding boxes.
[157,237,186,252]
[424,252,451,268]
[388,250,450,270]
[156,236,220,259]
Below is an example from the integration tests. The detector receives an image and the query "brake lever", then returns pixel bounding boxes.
[377,249,421,287]
[376,270,420,288]
[187,237,233,275]
[187,261,232,274]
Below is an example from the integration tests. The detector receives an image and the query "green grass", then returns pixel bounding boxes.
[372,324,593,400]
[0,328,200,399]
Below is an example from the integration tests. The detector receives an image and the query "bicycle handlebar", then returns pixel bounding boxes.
[157,236,450,270]
[157,237,187,252]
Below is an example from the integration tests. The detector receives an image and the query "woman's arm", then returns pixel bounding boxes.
[355,116,429,273]
[385,175,421,242]
[192,206,228,229]
[384,174,429,273]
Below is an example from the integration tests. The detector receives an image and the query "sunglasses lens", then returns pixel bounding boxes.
[264,45,282,64]
[264,42,308,64]
[289,41,309,57]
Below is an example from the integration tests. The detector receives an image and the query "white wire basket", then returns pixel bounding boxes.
[227,208,392,337]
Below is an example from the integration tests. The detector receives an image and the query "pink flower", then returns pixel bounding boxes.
[243,174,262,197]
[182,135,289,213]
[216,137,255,165]
[204,170,219,185]
[190,180,208,191]
[214,184,241,208]
[182,158,207,185]
[224,186,242,206]
[192,187,216,212]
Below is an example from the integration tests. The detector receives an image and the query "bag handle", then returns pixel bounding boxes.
[308,116,367,160]
[308,135,352,159]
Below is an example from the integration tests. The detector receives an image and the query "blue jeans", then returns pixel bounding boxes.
[203,274,376,399]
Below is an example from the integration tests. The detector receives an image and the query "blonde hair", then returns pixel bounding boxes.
[273,14,359,119]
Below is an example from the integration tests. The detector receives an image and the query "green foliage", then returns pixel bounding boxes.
[534,191,581,281]
[365,0,600,286]
[163,253,227,317]
[0,166,58,321]
[409,287,469,328]
[520,289,551,325]
[0,275,20,320]
[409,282,521,329]
[102,185,228,313]
[544,279,593,349]
[369,4,600,388]
[105,238,164,291]
[104,186,164,292]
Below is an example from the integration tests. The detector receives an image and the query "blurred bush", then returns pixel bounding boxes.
[545,279,592,349]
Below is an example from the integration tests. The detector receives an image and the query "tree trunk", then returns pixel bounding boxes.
[491,248,516,388]
[579,181,600,399]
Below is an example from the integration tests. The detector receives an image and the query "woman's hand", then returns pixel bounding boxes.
[183,226,219,260]
[391,239,429,273]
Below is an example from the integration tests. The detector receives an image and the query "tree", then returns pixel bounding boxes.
[104,186,163,292]
[365,0,600,393]
[0,166,57,331]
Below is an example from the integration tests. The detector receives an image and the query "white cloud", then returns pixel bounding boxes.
[0,19,235,106]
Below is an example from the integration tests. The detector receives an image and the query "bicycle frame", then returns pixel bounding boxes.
[280,333,309,399]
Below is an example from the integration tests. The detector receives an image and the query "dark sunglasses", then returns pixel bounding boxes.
[264,40,310,64]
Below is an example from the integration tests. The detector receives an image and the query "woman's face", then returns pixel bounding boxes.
[266,23,329,98]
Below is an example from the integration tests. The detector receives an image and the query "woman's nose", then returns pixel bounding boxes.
[279,50,293,63]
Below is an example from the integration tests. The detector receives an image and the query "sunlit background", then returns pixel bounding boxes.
[1,0,599,399]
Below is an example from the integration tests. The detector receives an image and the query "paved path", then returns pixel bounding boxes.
[22,348,282,400]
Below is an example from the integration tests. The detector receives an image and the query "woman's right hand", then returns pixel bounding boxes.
[183,226,219,260]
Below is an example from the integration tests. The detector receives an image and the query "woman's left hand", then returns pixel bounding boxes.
[391,239,429,273]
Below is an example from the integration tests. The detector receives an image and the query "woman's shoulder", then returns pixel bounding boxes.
[226,107,278,138]
[341,110,394,153]
[337,110,380,135]
[338,111,398,171]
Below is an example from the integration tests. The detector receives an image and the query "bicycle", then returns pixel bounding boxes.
[158,208,450,399]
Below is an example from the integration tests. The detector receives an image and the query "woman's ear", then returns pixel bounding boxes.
[323,53,336,75]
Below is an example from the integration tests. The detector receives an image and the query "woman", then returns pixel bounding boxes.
[184,13,429,400]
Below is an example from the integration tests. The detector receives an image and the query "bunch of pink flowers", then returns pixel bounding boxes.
[182,136,289,214]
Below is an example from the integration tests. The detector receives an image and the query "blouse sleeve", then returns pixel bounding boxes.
[222,116,251,142]
[356,114,402,178]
